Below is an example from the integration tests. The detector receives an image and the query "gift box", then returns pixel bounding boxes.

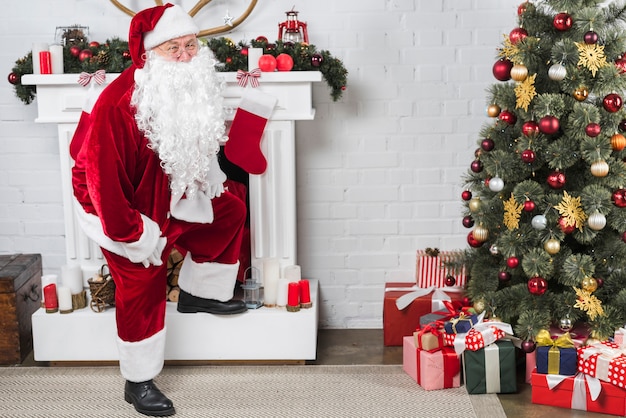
[450,320,512,355]
[414,323,446,352]
[526,351,536,384]
[463,339,517,394]
[535,329,577,376]
[383,283,465,346]
[403,336,461,390]
[531,371,626,416]
[444,312,479,335]
[578,340,626,390]
[416,249,466,288]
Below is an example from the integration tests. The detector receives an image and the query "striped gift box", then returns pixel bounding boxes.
[416,249,466,288]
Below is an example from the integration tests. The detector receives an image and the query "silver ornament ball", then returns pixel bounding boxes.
[489,177,504,192]
[531,214,548,230]
[559,316,573,332]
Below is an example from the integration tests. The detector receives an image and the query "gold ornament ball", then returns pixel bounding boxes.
[468,197,482,212]
[510,64,528,82]
[588,211,606,231]
[582,276,598,293]
[473,225,489,242]
[473,300,485,314]
[543,238,561,255]
[487,104,501,117]
[590,160,609,177]
[573,87,589,101]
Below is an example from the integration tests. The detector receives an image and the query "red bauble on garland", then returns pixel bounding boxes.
[523,200,536,212]
[498,271,511,282]
[522,120,539,137]
[461,190,472,201]
[470,160,483,173]
[8,72,18,85]
[509,27,528,44]
[276,53,294,71]
[584,31,599,44]
[616,56,626,73]
[521,340,537,353]
[612,189,626,208]
[258,54,277,72]
[506,256,519,269]
[481,138,495,151]
[539,115,560,135]
[585,122,601,137]
[518,2,529,16]
[493,58,513,81]
[521,149,536,163]
[553,12,573,31]
[527,276,548,295]
[467,231,483,248]
[70,45,81,57]
[547,170,566,189]
[462,215,475,228]
[603,93,623,113]
[499,110,517,125]
[311,53,323,67]
[79,49,93,62]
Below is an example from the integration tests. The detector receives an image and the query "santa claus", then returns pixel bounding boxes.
[70,3,247,416]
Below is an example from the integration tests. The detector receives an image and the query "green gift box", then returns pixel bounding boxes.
[463,339,517,394]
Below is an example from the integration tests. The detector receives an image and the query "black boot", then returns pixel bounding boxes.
[124,380,175,417]
[177,288,247,314]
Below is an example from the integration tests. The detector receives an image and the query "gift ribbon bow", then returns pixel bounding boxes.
[536,329,575,375]
[77,70,106,87]
[236,68,261,88]
[394,286,460,311]
[416,321,445,352]
[545,373,602,410]
[453,319,512,355]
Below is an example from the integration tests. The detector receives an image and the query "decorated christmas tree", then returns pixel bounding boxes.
[460,0,626,347]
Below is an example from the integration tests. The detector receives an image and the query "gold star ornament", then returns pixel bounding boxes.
[503,195,523,230]
[515,73,537,111]
[575,42,608,77]
[555,191,587,231]
[573,287,604,320]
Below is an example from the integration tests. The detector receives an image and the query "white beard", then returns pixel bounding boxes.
[131,46,226,200]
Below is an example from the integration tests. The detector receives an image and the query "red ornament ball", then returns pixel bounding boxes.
[276,53,294,71]
[616,57,626,74]
[558,216,576,234]
[258,54,277,72]
[444,275,456,287]
[122,50,131,60]
[585,122,601,137]
[70,45,81,57]
[509,27,528,45]
[553,12,573,31]
[255,36,268,43]
[547,170,566,189]
[311,53,323,67]
[521,149,536,163]
[596,277,604,289]
[499,110,517,125]
[467,231,483,248]
[79,49,93,62]
[539,115,560,135]
[492,59,513,81]
[481,138,495,151]
[240,47,249,56]
[89,41,100,48]
[521,340,537,353]
[623,231,626,243]
[527,276,548,295]
[584,31,599,44]
[461,190,472,201]
[522,121,539,137]
[603,93,623,113]
[498,271,511,282]
[518,2,528,16]
[613,189,626,208]
[7,72,18,85]
[523,200,536,212]
[620,119,626,132]
[506,256,519,269]
[462,215,475,228]
[470,160,483,173]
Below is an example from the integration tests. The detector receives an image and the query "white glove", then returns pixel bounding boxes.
[141,236,167,268]
[207,155,227,198]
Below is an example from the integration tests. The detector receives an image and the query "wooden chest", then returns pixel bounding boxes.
[0,254,42,364]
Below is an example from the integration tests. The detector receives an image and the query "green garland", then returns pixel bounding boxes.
[10,36,348,105]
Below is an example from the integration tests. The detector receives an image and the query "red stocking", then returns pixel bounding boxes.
[225,89,277,175]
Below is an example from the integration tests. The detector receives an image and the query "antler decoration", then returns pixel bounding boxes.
[109,0,257,37]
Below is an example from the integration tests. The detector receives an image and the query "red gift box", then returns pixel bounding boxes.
[403,336,461,390]
[531,371,626,415]
[416,249,466,288]
[578,341,626,390]
[448,320,512,354]
[383,283,465,346]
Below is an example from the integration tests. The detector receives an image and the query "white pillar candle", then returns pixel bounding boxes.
[32,42,49,75]
[284,265,301,282]
[58,286,73,313]
[61,264,83,294]
[262,258,279,307]
[276,278,289,307]
[49,44,64,74]
[248,47,263,71]
[40,274,58,305]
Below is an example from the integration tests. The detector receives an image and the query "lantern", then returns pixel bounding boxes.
[278,8,309,44]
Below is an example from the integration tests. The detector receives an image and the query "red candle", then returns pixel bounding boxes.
[39,51,52,74]
[299,279,312,308]
[287,282,300,312]
[44,283,58,313]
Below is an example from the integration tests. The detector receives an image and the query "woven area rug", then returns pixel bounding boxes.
[0,365,505,417]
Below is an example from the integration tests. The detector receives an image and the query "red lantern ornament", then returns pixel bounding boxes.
[523,200,536,212]
[470,160,483,173]
[521,149,536,163]
[499,110,517,125]
[527,276,548,295]
[481,138,495,151]
[553,12,573,31]
[506,256,519,269]
[278,8,309,44]
[492,59,514,81]
[258,54,277,72]
[547,170,566,189]
[467,231,483,248]
[79,49,93,62]
[584,31,599,44]
[462,216,475,228]
[612,189,626,208]
[585,122,601,137]
[276,53,294,71]
[7,72,18,85]
[311,53,323,67]
[509,27,528,45]
[522,120,539,137]
[603,93,623,113]
[461,190,472,201]
[539,115,560,135]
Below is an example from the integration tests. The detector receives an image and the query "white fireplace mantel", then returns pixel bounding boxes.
[23,71,321,362]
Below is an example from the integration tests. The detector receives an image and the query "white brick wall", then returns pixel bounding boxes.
[0,0,519,328]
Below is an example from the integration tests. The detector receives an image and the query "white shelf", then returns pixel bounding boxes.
[32,280,318,362]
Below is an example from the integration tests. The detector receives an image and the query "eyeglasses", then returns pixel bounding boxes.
[158,39,199,59]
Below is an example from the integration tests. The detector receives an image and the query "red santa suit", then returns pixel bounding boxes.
[70,4,246,383]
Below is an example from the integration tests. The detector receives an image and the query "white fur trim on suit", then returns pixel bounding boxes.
[170,188,214,224]
[177,252,239,301]
[117,328,166,382]
[73,198,162,264]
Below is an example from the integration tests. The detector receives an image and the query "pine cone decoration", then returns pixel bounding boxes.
[96,50,110,67]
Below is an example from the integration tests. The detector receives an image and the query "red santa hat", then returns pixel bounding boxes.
[128,3,199,68]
